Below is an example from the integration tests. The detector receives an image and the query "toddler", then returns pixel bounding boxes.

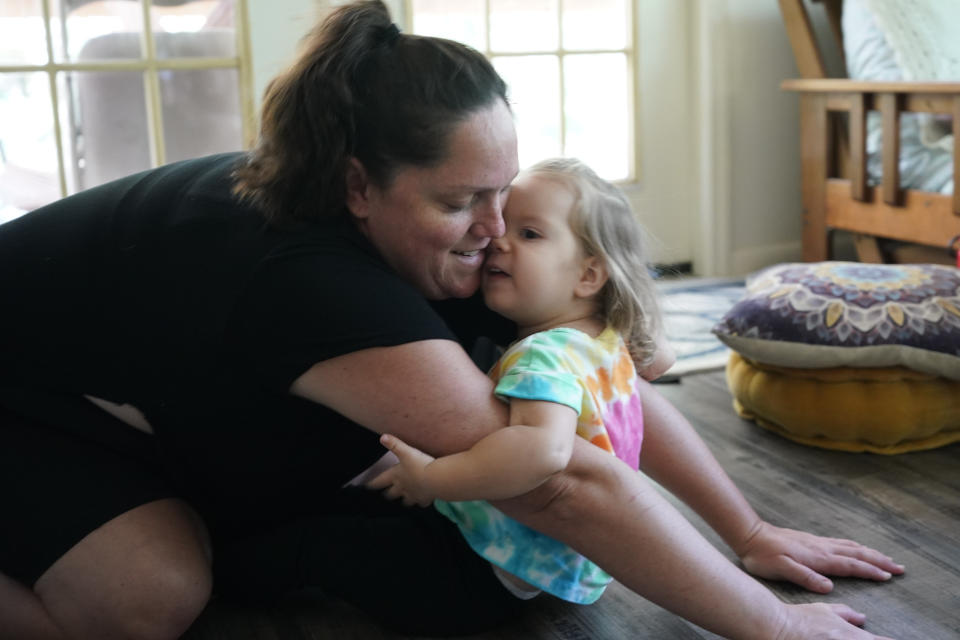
[371,157,664,603]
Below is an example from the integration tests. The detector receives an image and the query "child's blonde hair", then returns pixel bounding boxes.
[526,158,662,367]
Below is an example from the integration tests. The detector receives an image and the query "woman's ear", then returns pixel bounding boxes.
[574,256,609,299]
[345,157,371,219]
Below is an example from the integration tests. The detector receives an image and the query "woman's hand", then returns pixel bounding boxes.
[737,521,905,593]
[366,434,437,507]
[774,603,895,640]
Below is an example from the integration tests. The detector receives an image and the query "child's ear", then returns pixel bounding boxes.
[345,157,372,219]
[574,256,608,298]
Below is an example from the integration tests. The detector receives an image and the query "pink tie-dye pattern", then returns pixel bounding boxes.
[602,391,644,470]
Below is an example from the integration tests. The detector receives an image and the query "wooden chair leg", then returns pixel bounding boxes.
[800,94,830,261]
[852,234,884,263]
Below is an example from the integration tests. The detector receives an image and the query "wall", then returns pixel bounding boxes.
[695,0,805,276]
[624,1,698,269]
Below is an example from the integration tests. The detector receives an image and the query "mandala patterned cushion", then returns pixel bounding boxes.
[712,262,960,381]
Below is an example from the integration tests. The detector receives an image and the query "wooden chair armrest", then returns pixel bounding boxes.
[782,78,960,94]
[785,79,960,215]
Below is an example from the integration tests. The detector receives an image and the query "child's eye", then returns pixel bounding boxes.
[520,229,541,240]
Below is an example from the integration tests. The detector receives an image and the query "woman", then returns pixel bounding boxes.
[0,2,901,638]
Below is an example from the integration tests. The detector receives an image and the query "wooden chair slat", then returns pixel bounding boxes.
[879,93,902,207]
[849,93,867,201]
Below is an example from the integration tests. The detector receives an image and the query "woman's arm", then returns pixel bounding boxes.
[493,441,893,640]
[290,339,508,453]
[634,377,904,591]
[291,340,896,639]
[369,399,577,505]
[637,329,676,381]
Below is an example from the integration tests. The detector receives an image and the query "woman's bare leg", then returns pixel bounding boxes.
[0,570,65,639]
[16,498,213,640]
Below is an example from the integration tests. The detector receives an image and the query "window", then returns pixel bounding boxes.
[0,0,254,224]
[408,0,636,182]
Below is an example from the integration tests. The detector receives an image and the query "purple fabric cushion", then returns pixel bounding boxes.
[712,262,960,380]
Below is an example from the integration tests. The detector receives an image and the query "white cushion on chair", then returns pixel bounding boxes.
[842,0,955,195]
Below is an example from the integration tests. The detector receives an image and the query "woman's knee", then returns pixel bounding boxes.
[35,498,212,640]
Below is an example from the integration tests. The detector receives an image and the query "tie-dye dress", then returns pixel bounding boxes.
[434,326,644,604]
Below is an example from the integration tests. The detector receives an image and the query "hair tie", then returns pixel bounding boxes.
[381,23,401,46]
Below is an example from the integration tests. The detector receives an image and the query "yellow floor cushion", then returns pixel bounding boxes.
[726,352,960,454]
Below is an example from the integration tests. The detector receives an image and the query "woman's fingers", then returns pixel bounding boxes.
[779,603,897,640]
[753,554,834,593]
[830,544,905,577]
[827,603,866,627]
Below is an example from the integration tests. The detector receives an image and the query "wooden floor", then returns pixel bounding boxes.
[183,370,960,640]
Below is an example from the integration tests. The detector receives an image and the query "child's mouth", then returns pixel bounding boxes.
[486,266,510,277]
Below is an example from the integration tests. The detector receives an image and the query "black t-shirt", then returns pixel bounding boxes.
[0,152,514,527]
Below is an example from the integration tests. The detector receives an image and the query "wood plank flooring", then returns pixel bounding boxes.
[183,371,960,640]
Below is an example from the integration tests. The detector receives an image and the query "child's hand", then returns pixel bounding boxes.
[737,522,905,593]
[638,332,676,381]
[366,434,437,507]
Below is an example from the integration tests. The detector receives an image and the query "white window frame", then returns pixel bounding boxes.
[0,0,256,201]
[403,0,640,183]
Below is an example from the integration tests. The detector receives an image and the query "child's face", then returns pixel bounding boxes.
[482,173,596,332]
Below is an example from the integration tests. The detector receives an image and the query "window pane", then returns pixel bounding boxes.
[0,0,48,65]
[564,53,629,180]
[494,55,560,170]
[562,0,628,51]
[411,0,484,51]
[52,0,145,63]
[0,72,61,222]
[490,0,557,53]
[161,68,242,163]
[153,0,236,59]
[66,69,151,190]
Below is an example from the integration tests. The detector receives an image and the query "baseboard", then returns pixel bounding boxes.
[652,261,693,278]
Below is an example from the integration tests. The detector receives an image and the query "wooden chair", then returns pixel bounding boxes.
[778,0,960,264]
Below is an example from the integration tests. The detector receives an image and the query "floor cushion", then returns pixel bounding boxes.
[714,261,960,453]
[712,262,960,381]
[727,352,960,454]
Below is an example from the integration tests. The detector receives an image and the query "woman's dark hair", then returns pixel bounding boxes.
[233,0,509,225]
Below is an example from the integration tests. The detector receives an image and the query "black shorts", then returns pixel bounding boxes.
[0,400,175,586]
[0,397,522,635]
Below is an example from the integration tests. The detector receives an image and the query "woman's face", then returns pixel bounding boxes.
[347,100,519,300]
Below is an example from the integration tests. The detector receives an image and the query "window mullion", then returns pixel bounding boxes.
[484,0,490,54]
[40,0,67,199]
[557,0,565,156]
[140,0,165,167]
[628,0,639,181]
[235,0,256,148]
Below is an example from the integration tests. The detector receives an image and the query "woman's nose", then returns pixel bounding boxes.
[470,194,506,239]
[488,235,508,253]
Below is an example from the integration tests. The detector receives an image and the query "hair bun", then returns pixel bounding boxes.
[380,23,401,46]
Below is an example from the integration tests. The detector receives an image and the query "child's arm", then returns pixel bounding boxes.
[634,377,904,590]
[369,399,578,506]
